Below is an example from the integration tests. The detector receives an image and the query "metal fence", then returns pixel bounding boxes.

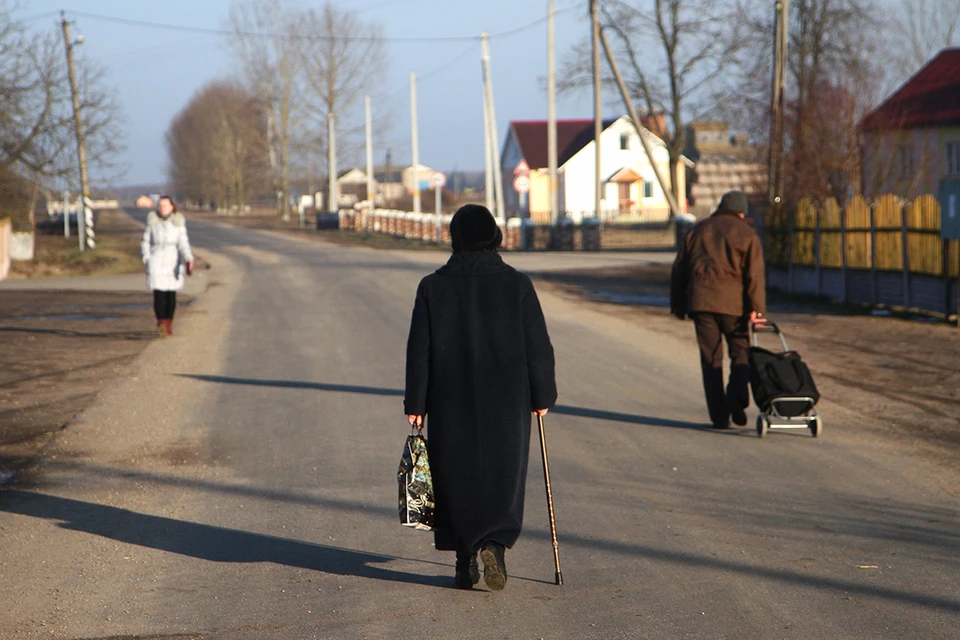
[760,194,960,317]
[522,208,674,225]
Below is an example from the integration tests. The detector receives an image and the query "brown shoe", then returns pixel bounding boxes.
[480,541,507,591]
[157,321,166,338]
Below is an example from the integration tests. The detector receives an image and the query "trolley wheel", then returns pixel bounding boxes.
[756,414,769,438]
[810,414,823,438]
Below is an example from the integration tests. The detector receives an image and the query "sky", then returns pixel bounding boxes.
[21,0,596,187]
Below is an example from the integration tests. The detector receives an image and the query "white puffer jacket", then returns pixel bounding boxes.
[141,211,194,292]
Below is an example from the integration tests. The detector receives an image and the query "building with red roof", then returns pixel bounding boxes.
[501,115,690,222]
[861,48,960,198]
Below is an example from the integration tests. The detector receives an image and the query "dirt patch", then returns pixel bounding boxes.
[0,290,193,477]
[9,209,147,279]
[536,264,960,456]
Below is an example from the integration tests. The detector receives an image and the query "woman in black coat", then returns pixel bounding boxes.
[404,204,557,591]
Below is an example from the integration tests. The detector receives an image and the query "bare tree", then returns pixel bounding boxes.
[298,4,388,183]
[736,0,885,203]
[166,80,270,209]
[226,0,309,219]
[558,0,744,205]
[0,3,123,230]
[899,0,960,72]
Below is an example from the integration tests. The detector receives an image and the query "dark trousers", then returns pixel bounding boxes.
[153,290,177,321]
[691,313,751,427]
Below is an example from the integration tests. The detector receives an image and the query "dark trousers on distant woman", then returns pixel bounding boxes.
[154,290,177,321]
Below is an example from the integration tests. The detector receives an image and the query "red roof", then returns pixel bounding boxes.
[508,119,609,170]
[861,48,960,131]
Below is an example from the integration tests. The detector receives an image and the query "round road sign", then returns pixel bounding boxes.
[430,172,447,188]
[513,174,530,193]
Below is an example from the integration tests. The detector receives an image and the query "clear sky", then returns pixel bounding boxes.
[22,0,594,187]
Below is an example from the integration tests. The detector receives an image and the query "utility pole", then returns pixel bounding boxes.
[365,96,375,217]
[481,33,506,222]
[482,57,494,213]
[267,112,280,214]
[61,12,93,251]
[547,0,559,225]
[62,191,70,238]
[591,0,603,220]
[599,26,681,218]
[410,71,421,215]
[328,112,338,213]
[768,0,789,207]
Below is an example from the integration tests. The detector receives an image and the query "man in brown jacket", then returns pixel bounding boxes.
[670,191,766,429]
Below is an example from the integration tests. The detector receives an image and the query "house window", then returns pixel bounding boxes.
[947,142,960,177]
[643,181,654,198]
[620,133,629,150]
[895,145,914,179]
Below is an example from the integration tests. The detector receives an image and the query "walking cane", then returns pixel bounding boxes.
[537,414,563,585]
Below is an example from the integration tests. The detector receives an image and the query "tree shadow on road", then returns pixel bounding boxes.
[177,375,722,434]
[551,405,719,433]
[0,489,452,588]
[177,374,404,397]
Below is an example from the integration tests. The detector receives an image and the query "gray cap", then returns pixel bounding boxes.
[717,190,748,214]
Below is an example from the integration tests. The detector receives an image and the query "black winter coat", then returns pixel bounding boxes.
[404,251,557,554]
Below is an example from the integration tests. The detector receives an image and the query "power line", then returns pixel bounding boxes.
[355,0,415,11]
[21,10,60,23]
[93,37,212,62]
[419,43,481,83]
[382,43,478,103]
[64,6,577,44]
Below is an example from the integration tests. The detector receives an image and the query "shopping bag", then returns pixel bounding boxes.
[398,432,435,531]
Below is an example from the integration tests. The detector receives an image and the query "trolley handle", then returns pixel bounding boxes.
[750,319,790,351]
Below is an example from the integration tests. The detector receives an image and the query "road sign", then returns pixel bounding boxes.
[513,175,530,193]
[430,172,447,188]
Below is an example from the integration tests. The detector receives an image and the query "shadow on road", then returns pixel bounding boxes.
[0,489,452,588]
[177,374,404,397]
[551,405,712,432]
[177,375,717,433]
[5,461,957,608]
[0,326,154,340]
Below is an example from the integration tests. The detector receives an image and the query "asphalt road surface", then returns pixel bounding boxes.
[2,218,958,639]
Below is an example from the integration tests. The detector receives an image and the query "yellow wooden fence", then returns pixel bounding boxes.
[782,195,959,277]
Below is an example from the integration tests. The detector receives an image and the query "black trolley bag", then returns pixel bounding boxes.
[748,320,823,438]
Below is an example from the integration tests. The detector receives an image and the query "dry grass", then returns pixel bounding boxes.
[8,210,145,279]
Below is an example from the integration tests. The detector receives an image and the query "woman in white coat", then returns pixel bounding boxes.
[141,195,194,336]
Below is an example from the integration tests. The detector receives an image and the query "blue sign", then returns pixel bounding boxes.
[941,180,960,239]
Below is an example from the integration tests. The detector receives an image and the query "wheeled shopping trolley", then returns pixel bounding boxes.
[749,321,822,438]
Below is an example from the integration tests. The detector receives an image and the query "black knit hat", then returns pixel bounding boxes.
[450,204,502,253]
[717,190,749,214]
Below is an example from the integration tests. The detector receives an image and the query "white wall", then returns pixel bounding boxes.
[402,164,436,192]
[562,117,673,216]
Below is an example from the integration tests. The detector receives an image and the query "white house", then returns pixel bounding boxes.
[501,116,690,221]
[402,163,436,193]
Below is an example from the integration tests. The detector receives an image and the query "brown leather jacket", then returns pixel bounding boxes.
[670,211,766,318]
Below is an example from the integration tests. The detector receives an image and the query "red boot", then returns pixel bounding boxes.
[164,319,174,336]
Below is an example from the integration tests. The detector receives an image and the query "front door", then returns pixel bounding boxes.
[618,182,631,213]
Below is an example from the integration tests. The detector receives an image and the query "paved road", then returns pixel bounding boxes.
[1,219,958,639]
